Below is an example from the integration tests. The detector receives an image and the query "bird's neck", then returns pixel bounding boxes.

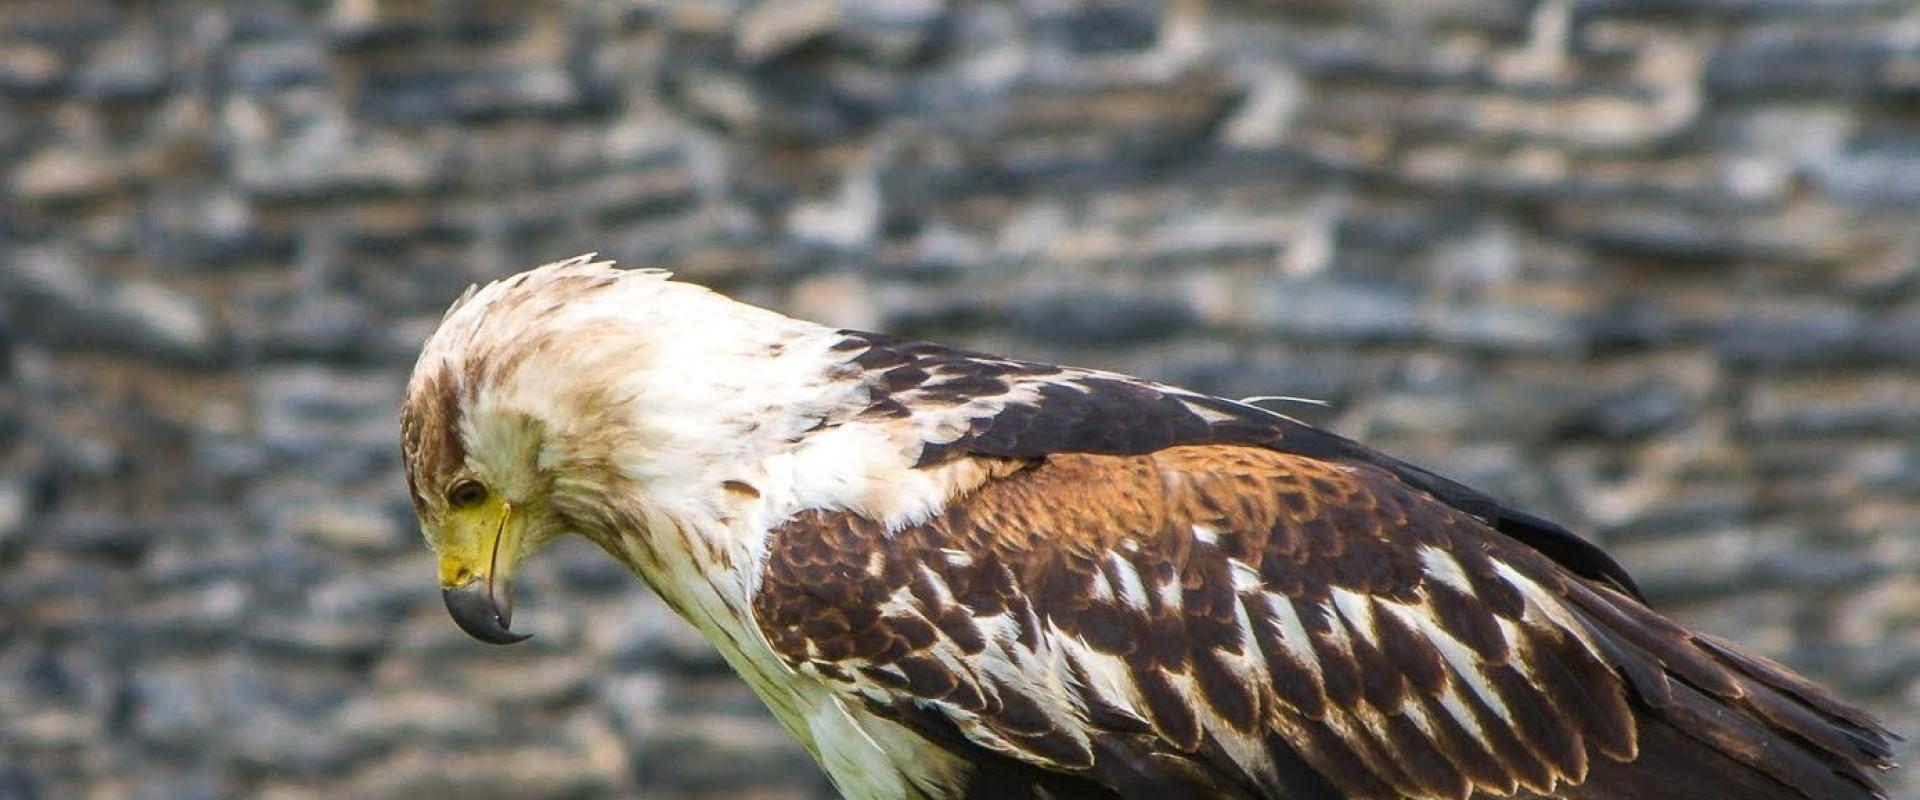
[586,495,763,625]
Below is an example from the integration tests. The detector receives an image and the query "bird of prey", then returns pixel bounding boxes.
[400,255,1895,800]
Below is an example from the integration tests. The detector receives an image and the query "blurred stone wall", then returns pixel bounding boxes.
[2,0,1917,797]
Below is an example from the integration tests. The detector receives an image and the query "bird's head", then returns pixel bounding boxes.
[404,362,605,645]
[401,403,556,645]
[399,256,664,644]
[399,255,847,645]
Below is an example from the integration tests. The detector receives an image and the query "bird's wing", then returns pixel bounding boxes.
[833,330,1644,601]
[753,445,1892,800]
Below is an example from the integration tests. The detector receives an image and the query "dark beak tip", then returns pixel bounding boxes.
[442,582,532,645]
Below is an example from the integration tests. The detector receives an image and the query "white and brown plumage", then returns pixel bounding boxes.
[400,256,1896,800]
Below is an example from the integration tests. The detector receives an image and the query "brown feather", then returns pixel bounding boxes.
[752,445,1894,800]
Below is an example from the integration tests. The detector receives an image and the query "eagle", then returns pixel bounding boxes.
[400,255,1895,800]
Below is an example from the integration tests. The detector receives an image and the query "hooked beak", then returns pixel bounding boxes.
[438,498,532,645]
[442,577,530,645]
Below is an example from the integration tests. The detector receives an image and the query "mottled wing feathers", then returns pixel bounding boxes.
[835,331,1644,601]
[753,446,1892,800]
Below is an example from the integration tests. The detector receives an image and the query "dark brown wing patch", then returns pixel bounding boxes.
[754,445,1893,800]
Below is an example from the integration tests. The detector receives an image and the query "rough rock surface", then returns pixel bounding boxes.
[1,1,1915,798]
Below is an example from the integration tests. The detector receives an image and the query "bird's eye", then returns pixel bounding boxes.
[447,479,489,509]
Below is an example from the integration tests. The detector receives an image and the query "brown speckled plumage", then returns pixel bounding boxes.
[755,444,1893,799]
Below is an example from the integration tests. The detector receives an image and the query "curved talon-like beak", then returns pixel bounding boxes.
[437,497,532,645]
[442,577,531,645]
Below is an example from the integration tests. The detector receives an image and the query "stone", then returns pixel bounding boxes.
[0,766,42,800]
[602,595,731,674]
[1553,379,1697,441]
[1812,137,1920,206]
[229,41,330,91]
[286,504,409,555]
[1047,2,1162,55]
[38,515,151,564]
[247,610,389,659]
[251,367,402,479]
[1714,306,1864,369]
[665,66,764,133]
[10,147,133,203]
[0,0,119,43]
[357,65,586,124]
[324,4,519,49]
[0,41,65,93]
[1575,0,1909,17]
[617,682,830,797]
[239,289,377,361]
[554,546,636,595]
[340,744,628,798]
[840,0,950,64]
[74,27,168,99]
[1246,278,1424,343]
[331,688,500,749]
[1750,547,1889,592]
[1741,374,1920,437]
[1584,298,1686,351]
[1006,287,1198,346]
[222,709,363,778]
[736,0,840,63]
[2,250,225,364]
[126,773,221,800]
[4,644,110,718]
[1428,301,1581,353]
[145,189,284,271]
[880,293,998,337]
[1563,210,1786,263]
[1707,29,1920,97]
[1862,305,1920,364]
[1850,444,1920,493]
[235,133,444,203]
[787,173,881,250]
[1595,490,1755,543]
[0,476,25,551]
